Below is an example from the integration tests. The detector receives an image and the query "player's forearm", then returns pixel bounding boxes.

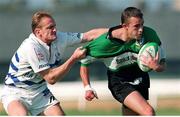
[80,66,91,87]
[41,56,77,84]
[80,66,98,100]
[40,47,86,84]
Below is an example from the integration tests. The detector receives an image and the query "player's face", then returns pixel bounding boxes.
[126,17,144,40]
[38,17,57,44]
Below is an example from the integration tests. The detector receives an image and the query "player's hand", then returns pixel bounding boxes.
[85,90,98,101]
[72,46,87,60]
[84,85,98,101]
[140,51,160,70]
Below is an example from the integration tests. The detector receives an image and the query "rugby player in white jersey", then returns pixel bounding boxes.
[1,11,107,116]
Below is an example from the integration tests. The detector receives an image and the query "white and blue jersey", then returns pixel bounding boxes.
[4,32,83,92]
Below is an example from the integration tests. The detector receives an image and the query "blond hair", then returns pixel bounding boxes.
[31,11,53,33]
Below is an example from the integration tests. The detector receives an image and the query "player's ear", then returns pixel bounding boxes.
[122,23,129,29]
[122,23,126,27]
[34,28,41,36]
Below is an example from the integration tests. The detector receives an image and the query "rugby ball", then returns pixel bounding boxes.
[137,42,159,72]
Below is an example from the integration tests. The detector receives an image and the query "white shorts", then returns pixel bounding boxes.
[1,85,59,115]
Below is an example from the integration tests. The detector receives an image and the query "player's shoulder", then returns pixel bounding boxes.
[143,26,159,38]
[143,26,157,33]
[21,34,43,50]
[89,32,109,44]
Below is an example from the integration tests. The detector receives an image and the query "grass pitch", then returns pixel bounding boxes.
[1,97,180,115]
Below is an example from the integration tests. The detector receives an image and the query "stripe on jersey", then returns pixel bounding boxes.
[10,62,18,72]
[7,73,20,83]
[7,73,45,86]
[22,79,45,86]
[15,53,20,62]
[10,53,20,72]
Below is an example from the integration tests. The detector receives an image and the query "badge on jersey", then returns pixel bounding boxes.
[34,48,45,61]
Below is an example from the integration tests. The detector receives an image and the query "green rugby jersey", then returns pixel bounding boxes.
[81,25,162,71]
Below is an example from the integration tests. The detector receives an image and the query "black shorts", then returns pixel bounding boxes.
[107,70,149,103]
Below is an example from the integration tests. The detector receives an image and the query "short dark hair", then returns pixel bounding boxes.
[121,7,143,24]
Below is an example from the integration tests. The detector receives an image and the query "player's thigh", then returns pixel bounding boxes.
[7,100,28,116]
[42,103,65,116]
[124,91,148,108]
[1,86,28,116]
[123,91,154,115]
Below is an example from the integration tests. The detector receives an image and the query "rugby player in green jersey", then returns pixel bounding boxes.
[80,7,166,116]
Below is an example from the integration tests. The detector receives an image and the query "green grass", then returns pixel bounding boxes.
[64,109,120,115]
[0,111,7,116]
[156,108,180,115]
[65,108,180,116]
[1,108,180,116]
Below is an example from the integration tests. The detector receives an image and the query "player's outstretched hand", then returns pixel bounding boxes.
[85,90,98,101]
[72,46,87,60]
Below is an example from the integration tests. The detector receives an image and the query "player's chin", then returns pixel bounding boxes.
[51,36,57,40]
[136,36,142,40]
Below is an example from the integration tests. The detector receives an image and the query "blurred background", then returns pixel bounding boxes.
[0,0,180,115]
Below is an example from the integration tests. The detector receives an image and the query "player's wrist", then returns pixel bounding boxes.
[84,84,93,91]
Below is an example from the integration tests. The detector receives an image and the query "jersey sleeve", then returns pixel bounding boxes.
[80,56,97,66]
[25,43,50,73]
[56,32,83,47]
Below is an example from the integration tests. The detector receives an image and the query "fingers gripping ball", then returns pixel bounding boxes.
[137,42,159,72]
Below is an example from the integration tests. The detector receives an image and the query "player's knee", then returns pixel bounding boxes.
[143,106,155,116]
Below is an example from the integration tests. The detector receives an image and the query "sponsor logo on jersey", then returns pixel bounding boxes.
[115,53,137,64]
[116,56,130,64]
[39,64,49,69]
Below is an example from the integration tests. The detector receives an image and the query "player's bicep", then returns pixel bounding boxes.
[82,28,108,41]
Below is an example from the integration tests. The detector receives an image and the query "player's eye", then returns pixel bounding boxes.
[134,24,143,30]
[47,24,56,29]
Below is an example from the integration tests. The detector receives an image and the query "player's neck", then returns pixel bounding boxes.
[111,28,129,42]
